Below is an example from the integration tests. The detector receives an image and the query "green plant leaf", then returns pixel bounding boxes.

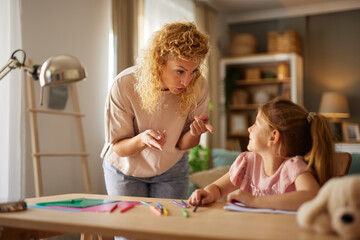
[188,145,210,174]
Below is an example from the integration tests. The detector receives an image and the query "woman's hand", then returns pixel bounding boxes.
[176,114,214,150]
[188,188,216,206]
[190,114,214,136]
[227,189,254,206]
[140,129,167,151]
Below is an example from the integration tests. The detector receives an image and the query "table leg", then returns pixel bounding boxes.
[81,233,94,240]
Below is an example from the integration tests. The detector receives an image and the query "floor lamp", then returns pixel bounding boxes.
[0,49,87,212]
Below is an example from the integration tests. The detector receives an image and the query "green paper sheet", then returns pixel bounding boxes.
[36,198,118,208]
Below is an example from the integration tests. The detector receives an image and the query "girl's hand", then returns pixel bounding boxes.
[140,129,167,151]
[188,189,215,206]
[227,189,254,206]
[190,114,214,136]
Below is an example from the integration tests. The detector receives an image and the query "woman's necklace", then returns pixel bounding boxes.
[161,89,169,108]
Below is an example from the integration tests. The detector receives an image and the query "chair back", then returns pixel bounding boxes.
[334,152,352,176]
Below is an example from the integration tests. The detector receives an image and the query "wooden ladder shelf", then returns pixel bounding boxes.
[25,62,92,197]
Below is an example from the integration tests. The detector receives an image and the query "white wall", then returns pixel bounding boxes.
[22,0,110,197]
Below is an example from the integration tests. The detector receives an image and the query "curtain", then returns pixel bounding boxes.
[195,1,220,149]
[143,0,195,47]
[0,0,25,200]
[112,0,143,76]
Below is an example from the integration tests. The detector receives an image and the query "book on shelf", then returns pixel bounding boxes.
[278,82,291,99]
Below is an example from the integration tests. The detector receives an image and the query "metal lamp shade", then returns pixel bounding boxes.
[39,55,86,87]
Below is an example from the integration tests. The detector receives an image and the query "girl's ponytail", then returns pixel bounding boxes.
[304,113,336,186]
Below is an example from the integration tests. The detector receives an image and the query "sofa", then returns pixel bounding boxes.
[188,149,360,198]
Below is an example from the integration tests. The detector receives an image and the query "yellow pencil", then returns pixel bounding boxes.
[162,206,168,216]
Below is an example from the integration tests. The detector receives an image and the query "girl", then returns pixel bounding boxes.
[101,22,213,200]
[189,98,335,211]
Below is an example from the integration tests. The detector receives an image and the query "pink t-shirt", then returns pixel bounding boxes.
[229,152,309,196]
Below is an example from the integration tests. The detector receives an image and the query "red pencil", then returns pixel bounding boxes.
[120,204,135,213]
[110,204,118,213]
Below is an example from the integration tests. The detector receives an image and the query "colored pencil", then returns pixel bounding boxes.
[110,204,118,213]
[193,197,203,212]
[162,205,169,216]
[157,202,163,212]
[181,208,188,218]
[172,200,186,208]
[140,201,152,207]
[140,201,162,216]
[120,204,135,213]
[181,200,190,208]
[150,206,162,216]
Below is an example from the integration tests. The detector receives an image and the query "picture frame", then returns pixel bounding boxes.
[229,113,248,135]
[342,122,360,142]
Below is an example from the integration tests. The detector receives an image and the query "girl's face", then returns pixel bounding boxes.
[247,112,272,153]
[161,57,200,95]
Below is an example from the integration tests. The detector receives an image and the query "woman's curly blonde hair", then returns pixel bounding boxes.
[135,21,209,115]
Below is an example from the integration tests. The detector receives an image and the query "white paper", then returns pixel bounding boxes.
[224,202,296,215]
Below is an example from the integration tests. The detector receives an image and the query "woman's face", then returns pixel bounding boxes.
[161,57,200,95]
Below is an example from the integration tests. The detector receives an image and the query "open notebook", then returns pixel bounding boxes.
[224,201,296,215]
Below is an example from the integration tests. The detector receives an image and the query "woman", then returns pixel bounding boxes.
[101,21,213,200]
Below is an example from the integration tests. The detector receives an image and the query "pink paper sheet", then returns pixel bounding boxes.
[30,201,142,213]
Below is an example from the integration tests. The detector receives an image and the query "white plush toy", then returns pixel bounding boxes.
[297,175,360,239]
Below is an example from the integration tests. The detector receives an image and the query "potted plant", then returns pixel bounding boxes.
[188,145,210,174]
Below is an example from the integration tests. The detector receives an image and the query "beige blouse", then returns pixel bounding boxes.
[101,66,209,177]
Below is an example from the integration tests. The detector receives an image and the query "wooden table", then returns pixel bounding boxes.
[0,193,340,240]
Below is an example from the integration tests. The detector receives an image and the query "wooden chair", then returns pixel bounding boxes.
[334,152,352,177]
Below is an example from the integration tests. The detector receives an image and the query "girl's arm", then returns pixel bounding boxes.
[188,172,237,206]
[112,130,167,157]
[227,172,320,211]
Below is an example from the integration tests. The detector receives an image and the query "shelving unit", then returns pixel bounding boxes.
[218,53,303,151]
[336,142,360,154]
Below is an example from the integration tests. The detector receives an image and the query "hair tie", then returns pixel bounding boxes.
[307,112,317,123]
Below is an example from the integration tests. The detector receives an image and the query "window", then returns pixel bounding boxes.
[142,0,195,49]
[0,0,24,200]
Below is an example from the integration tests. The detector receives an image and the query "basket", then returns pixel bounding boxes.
[245,68,261,80]
[268,30,301,54]
[229,33,257,56]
